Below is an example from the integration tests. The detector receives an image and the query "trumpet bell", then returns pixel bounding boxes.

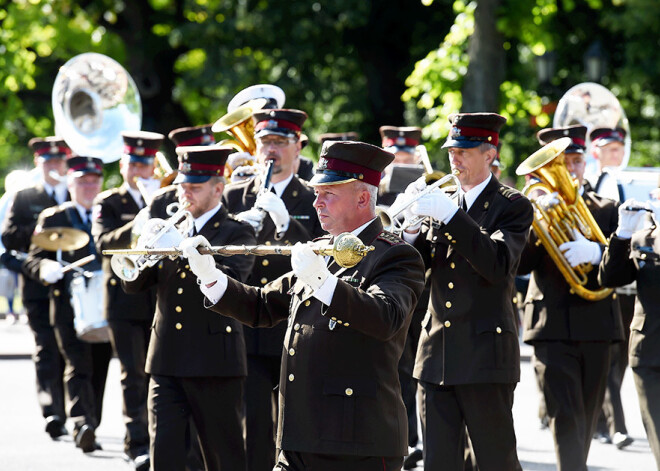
[110,255,139,282]
[52,53,141,163]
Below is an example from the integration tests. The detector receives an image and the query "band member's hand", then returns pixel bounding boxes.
[291,242,330,292]
[558,230,602,267]
[236,208,264,230]
[616,199,646,239]
[180,235,225,287]
[404,176,427,196]
[255,192,290,233]
[392,193,422,233]
[535,191,560,211]
[411,191,458,224]
[230,165,259,183]
[39,259,64,284]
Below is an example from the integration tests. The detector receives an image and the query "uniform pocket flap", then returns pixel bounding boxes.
[323,378,377,398]
[476,319,515,334]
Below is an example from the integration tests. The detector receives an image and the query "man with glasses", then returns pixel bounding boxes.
[223,108,324,471]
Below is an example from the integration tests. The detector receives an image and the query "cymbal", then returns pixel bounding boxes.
[31,227,90,251]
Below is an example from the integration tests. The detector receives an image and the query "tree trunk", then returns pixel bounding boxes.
[461,0,504,113]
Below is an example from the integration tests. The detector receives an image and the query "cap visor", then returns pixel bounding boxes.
[565,145,585,154]
[255,129,296,139]
[385,145,415,154]
[173,173,211,184]
[126,155,155,165]
[595,138,624,147]
[308,173,357,187]
[442,139,482,149]
[70,170,103,178]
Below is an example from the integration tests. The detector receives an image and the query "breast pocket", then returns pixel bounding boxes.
[320,377,377,444]
[476,319,517,369]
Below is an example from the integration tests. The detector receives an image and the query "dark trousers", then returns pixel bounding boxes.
[245,354,280,471]
[633,366,660,470]
[275,450,403,471]
[108,318,151,457]
[148,374,246,471]
[53,320,113,430]
[418,381,520,471]
[24,298,66,421]
[398,367,419,448]
[534,341,610,471]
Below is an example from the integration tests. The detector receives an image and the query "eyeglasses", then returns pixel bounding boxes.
[256,137,295,148]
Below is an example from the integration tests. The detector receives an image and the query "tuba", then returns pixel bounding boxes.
[516,137,613,301]
[52,53,142,162]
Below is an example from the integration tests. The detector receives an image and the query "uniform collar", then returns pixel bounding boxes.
[459,173,491,211]
[193,201,223,234]
[269,172,294,197]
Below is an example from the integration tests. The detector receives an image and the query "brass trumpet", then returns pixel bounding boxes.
[105,232,374,281]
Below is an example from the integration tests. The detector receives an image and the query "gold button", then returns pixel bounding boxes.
[110,278,117,286]
[612,293,617,299]
[304,300,311,307]
[177,288,183,294]
[484,201,489,209]
[260,277,268,285]
[292,190,298,197]
[450,262,455,269]
[262,259,269,266]
[444,232,449,237]
[175,306,182,313]
[445,301,452,308]
[288,374,295,382]
[265,241,272,246]
[345,388,353,396]
[53,289,60,296]
[180,272,186,279]
[288,348,295,356]
[226,326,232,333]
[175,322,182,330]
[214,221,220,228]
[294,323,300,331]
[446,235,452,240]
[496,326,502,334]
[452,240,456,244]
[185,264,190,270]
[344,323,350,327]
[331,317,337,321]
[337,320,343,324]
[444,320,451,328]
[448,282,454,289]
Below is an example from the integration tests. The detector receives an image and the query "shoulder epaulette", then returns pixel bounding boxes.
[40,206,59,219]
[97,187,120,200]
[377,230,404,246]
[152,185,177,198]
[498,185,524,202]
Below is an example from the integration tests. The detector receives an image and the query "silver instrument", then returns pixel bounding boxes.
[52,53,142,163]
[235,160,275,233]
[377,172,461,232]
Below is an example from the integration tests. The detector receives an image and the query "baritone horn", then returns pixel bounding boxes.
[377,170,461,232]
[516,137,613,301]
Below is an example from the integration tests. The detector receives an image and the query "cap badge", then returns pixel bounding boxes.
[49,144,58,154]
[134,146,145,156]
[563,130,569,136]
[181,162,192,172]
[449,126,462,138]
[396,137,406,146]
[86,162,95,170]
[317,158,328,171]
[201,134,212,144]
[265,119,278,129]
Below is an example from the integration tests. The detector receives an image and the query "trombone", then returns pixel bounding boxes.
[377,171,461,232]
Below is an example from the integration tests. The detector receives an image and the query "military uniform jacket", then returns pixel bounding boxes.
[223,175,325,356]
[519,189,624,343]
[1,184,68,302]
[599,229,660,367]
[412,177,533,386]
[24,202,102,326]
[209,219,425,457]
[123,206,256,378]
[92,185,156,322]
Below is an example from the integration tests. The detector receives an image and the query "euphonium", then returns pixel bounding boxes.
[516,137,613,301]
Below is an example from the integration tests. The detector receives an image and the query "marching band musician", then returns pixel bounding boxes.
[1,137,70,440]
[181,140,425,471]
[517,125,624,471]
[589,126,627,202]
[223,108,324,471]
[91,131,163,470]
[378,126,425,207]
[24,156,113,453]
[122,146,256,471]
[599,199,660,469]
[400,112,533,471]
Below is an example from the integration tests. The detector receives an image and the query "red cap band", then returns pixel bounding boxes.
[453,126,499,147]
[320,158,381,186]
[592,130,624,143]
[178,162,224,175]
[175,135,215,147]
[571,138,586,147]
[123,145,159,157]
[34,146,71,157]
[255,119,301,133]
[382,137,419,148]
[68,163,102,174]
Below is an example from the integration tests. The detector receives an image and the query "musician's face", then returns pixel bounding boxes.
[39,157,66,186]
[313,181,371,236]
[447,146,493,191]
[392,150,417,165]
[594,141,625,169]
[256,135,301,182]
[121,160,155,190]
[564,152,586,186]
[178,179,224,218]
[69,174,102,209]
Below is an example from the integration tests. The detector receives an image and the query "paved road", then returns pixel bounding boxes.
[0,316,656,470]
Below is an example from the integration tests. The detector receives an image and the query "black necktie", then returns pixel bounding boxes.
[270,186,277,195]
[461,195,468,212]
[85,209,92,226]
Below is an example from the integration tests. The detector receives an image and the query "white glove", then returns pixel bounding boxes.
[235,208,264,230]
[179,235,225,286]
[291,242,330,292]
[535,191,560,211]
[616,199,647,239]
[255,191,290,233]
[559,229,602,267]
[649,200,660,227]
[226,152,254,171]
[411,190,458,224]
[404,176,427,196]
[40,259,64,284]
[230,165,259,182]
